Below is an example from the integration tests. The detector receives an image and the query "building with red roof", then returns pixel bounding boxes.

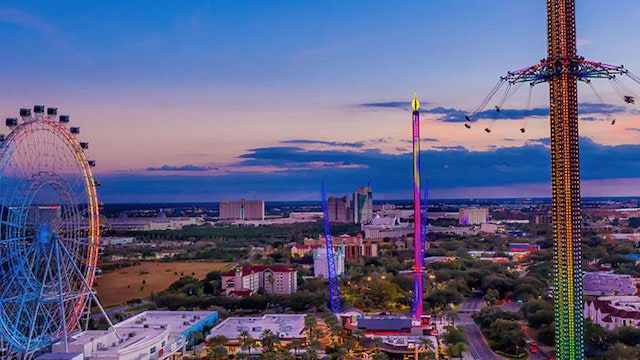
[584,296,640,330]
[221,265,297,296]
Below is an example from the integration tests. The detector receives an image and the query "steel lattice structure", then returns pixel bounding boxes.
[0,106,101,359]
[320,182,341,313]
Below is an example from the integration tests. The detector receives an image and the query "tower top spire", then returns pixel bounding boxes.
[411,92,420,111]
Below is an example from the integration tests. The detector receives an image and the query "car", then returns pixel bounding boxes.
[530,341,538,347]
[530,347,538,354]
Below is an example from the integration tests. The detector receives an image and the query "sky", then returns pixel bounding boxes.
[0,0,639,202]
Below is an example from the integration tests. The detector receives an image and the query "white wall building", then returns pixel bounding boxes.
[459,208,489,225]
[50,311,218,360]
[313,246,345,278]
[584,296,640,330]
[208,314,307,355]
[221,265,297,296]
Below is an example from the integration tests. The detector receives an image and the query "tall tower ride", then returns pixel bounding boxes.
[467,1,637,358]
[547,1,583,358]
[411,93,423,321]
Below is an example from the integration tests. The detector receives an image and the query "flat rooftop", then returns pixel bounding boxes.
[36,353,82,360]
[209,314,305,340]
[54,311,217,356]
[358,316,413,331]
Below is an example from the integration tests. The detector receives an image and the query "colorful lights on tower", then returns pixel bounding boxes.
[467,1,638,358]
[411,93,424,320]
[546,1,583,358]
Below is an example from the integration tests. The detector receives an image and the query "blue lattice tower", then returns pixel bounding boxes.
[321,182,342,313]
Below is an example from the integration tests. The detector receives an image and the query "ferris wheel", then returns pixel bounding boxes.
[0,106,100,357]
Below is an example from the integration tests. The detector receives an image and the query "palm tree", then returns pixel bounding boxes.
[353,329,365,349]
[289,339,302,356]
[240,331,255,357]
[372,336,384,356]
[207,335,228,348]
[210,345,228,360]
[372,352,389,360]
[303,314,317,338]
[261,328,280,353]
[186,330,204,355]
[302,339,320,360]
[206,335,228,359]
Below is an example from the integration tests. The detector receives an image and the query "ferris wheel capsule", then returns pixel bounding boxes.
[19,108,31,120]
[33,105,45,114]
[70,127,80,135]
[80,142,89,149]
[47,107,58,120]
[5,118,18,128]
[59,115,70,124]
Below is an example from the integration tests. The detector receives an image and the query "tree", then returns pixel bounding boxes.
[207,335,228,348]
[209,345,227,360]
[483,288,499,305]
[240,330,255,357]
[289,339,302,356]
[372,352,389,360]
[186,330,204,355]
[446,342,467,359]
[603,342,640,360]
[443,326,467,346]
[304,314,317,338]
[373,337,383,353]
[261,328,280,353]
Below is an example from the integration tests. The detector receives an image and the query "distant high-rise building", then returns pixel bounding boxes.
[220,199,265,220]
[327,195,352,222]
[353,185,373,224]
[459,207,489,225]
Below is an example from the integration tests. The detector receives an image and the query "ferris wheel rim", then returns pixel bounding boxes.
[0,112,100,354]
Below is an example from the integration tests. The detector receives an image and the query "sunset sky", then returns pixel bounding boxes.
[1,1,639,202]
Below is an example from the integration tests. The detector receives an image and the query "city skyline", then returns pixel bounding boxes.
[1,1,640,202]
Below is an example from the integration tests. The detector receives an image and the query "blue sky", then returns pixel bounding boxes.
[0,1,639,202]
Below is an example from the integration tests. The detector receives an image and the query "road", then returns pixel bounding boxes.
[457,298,505,360]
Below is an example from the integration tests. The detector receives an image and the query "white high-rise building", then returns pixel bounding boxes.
[459,207,489,225]
[353,185,373,224]
[313,246,345,278]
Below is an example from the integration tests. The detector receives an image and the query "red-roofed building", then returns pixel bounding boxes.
[221,265,298,296]
[304,234,377,261]
[584,296,640,330]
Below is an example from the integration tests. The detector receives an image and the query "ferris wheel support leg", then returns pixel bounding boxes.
[54,241,69,352]
[57,241,122,341]
[24,242,56,356]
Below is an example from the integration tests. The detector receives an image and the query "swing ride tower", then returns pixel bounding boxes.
[465,1,640,358]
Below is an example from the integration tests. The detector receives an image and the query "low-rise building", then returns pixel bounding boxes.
[221,265,297,296]
[50,311,218,360]
[459,207,489,225]
[304,234,377,261]
[583,272,637,296]
[106,217,202,231]
[290,244,322,258]
[208,314,307,355]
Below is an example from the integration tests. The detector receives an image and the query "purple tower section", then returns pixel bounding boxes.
[411,94,423,320]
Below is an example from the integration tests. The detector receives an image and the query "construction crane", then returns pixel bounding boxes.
[321,182,342,313]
